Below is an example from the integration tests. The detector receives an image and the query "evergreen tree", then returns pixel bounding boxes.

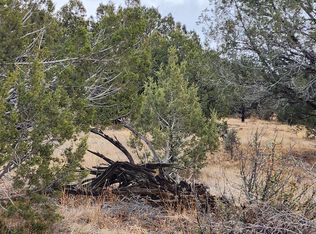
[201,0,316,127]
[0,0,221,230]
[0,1,92,231]
[134,47,219,175]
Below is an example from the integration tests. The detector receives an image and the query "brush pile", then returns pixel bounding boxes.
[66,128,223,210]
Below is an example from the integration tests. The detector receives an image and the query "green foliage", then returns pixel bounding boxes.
[0,1,93,231]
[201,0,316,127]
[134,47,219,174]
[277,103,316,128]
[0,0,226,231]
[0,61,88,189]
[223,128,240,160]
[93,3,229,120]
[3,194,60,233]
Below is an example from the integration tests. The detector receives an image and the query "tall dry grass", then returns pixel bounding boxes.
[54,192,199,234]
[50,118,316,233]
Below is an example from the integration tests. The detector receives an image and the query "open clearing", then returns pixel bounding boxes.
[73,118,315,198]
[79,117,315,168]
[53,118,316,233]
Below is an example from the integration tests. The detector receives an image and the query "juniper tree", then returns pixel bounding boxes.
[0,1,93,231]
[134,47,219,175]
[201,0,316,128]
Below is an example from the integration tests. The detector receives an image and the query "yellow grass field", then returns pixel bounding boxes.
[78,117,315,168]
[226,117,315,153]
[52,118,316,233]
[67,118,315,199]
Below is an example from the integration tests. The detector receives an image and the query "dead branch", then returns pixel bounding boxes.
[87,149,114,164]
[90,128,135,164]
[64,128,228,212]
[116,118,161,162]
[65,157,220,212]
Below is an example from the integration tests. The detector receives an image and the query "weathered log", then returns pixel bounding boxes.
[66,158,221,212]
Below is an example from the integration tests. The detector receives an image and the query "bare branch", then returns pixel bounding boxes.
[90,128,135,164]
[116,118,161,163]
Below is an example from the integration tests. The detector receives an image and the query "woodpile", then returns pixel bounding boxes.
[66,128,225,211]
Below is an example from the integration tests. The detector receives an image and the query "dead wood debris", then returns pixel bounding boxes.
[65,128,228,211]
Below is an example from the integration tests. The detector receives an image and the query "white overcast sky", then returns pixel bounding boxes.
[53,0,210,42]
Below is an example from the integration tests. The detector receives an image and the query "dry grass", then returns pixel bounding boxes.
[225,117,315,158]
[1,118,314,233]
[52,117,316,173]
[201,118,316,192]
[54,193,197,234]
[201,117,315,202]
[46,118,316,233]
[73,118,315,168]
[53,128,136,169]
[200,150,243,201]
[54,194,139,234]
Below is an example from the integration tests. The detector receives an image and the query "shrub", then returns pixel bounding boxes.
[195,131,316,233]
[132,47,219,176]
[239,131,316,217]
[223,128,240,160]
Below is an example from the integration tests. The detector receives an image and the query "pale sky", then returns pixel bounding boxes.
[53,0,210,42]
